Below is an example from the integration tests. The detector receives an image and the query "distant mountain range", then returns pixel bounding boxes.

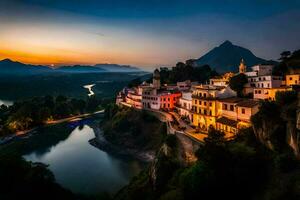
[194,40,277,72]
[0,59,142,75]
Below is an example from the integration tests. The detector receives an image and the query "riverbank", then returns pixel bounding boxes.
[89,125,155,162]
[95,105,167,163]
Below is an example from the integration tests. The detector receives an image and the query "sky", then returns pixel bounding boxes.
[0,0,300,69]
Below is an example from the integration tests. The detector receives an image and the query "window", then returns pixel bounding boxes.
[204,93,207,97]
[290,77,293,80]
[209,110,212,116]
[204,101,207,106]
[224,104,228,110]
[241,108,245,114]
[204,110,207,115]
[209,102,212,107]
[195,100,198,104]
[199,101,202,105]
[230,105,234,111]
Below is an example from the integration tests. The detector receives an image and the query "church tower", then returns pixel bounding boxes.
[153,69,161,89]
[239,59,247,73]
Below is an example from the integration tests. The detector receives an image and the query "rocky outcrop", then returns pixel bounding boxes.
[252,93,300,159]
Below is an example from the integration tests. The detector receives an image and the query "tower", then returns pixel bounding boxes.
[153,69,161,89]
[239,59,247,73]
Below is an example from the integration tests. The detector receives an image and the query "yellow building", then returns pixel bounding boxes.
[216,98,259,137]
[191,85,236,133]
[286,74,300,86]
[192,85,260,137]
[253,87,292,101]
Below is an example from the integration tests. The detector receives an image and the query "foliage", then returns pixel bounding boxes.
[102,106,166,151]
[229,73,248,97]
[128,78,142,88]
[275,90,298,106]
[156,63,218,84]
[273,49,300,75]
[0,95,105,135]
[0,156,75,200]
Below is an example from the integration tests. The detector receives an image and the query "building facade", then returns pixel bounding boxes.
[177,92,193,121]
[191,85,236,132]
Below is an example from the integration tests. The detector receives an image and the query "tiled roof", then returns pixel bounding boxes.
[236,100,260,108]
[218,97,244,103]
[216,117,238,127]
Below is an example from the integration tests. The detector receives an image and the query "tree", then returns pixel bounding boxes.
[229,73,248,97]
[279,51,291,60]
[128,78,142,88]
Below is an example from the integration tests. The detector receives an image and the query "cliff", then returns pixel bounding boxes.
[95,104,167,161]
[251,91,300,158]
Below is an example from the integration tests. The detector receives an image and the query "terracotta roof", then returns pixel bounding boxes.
[218,97,244,103]
[216,117,238,127]
[236,100,259,108]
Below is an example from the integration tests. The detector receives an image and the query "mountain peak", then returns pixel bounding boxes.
[1,58,14,63]
[220,40,233,47]
[196,41,269,72]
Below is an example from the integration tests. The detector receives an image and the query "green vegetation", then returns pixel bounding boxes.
[102,104,166,151]
[154,63,218,84]
[273,49,300,75]
[0,156,75,200]
[229,73,248,97]
[0,123,73,157]
[115,126,300,200]
[128,77,143,88]
[0,95,106,136]
[251,91,298,153]
[0,72,141,100]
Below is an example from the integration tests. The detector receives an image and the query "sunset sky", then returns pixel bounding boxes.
[1,0,300,69]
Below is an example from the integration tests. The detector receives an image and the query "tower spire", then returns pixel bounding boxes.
[239,58,246,73]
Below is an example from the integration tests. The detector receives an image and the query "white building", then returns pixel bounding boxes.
[177,92,193,121]
[251,64,274,76]
[141,87,161,110]
[248,75,283,88]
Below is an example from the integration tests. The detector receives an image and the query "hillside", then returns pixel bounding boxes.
[94,64,141,72]
[195,41,275,72]
[55,65,107,73]
[0,59,52,75]
[0,59,142,75]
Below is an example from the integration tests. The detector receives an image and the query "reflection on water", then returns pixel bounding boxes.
[24,124,144,194]
[0,99,13,106]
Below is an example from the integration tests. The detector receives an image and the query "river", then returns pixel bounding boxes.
[83,84,96,97]
[0,99,13,106]
[24,121,144,195]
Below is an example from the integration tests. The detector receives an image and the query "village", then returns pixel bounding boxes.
[116,60,300,142]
